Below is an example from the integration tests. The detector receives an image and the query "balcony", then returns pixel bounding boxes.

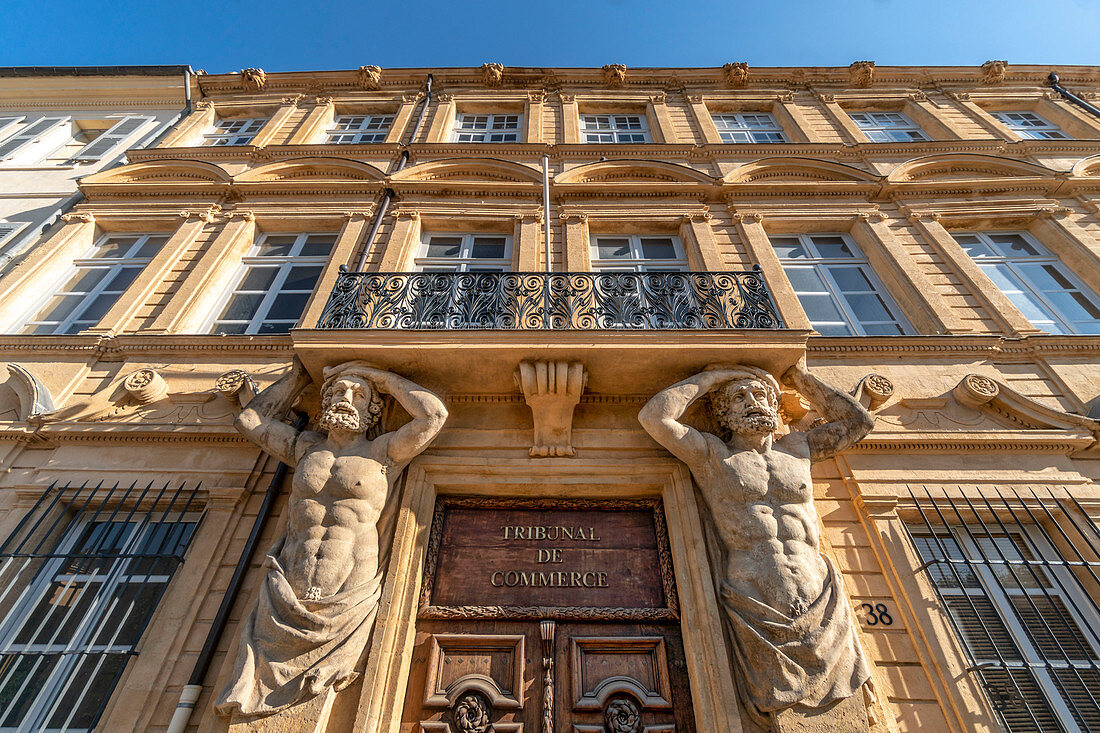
[295,269,807,395]
[317,269,783,330]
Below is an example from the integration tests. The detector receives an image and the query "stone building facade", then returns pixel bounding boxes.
[0,65,193,268]
[0,62,1097,733]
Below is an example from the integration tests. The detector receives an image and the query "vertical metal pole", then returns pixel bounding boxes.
[542,155,551,273]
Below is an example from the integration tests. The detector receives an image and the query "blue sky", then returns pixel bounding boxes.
[5,0,1099,72]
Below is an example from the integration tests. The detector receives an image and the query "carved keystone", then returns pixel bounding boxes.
[480,62,504,86]
[240,68,267,91]
[723,62,749,87]
[602,64,627,87]
[123,369,168,404]
[981,60,1008,85]
[849,61,875,88]
[515,361,587,457]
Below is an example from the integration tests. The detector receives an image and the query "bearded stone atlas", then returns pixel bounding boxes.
[215,358,447,717]
[638,360,875,729]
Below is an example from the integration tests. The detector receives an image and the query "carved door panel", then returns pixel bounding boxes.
[558,623,693,733]
[400,620,540,733]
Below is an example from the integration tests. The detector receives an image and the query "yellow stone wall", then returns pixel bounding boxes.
[0,63,1098,733]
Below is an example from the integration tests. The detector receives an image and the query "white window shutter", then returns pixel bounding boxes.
[0,117,67,160]
[71,116,152,162]
[0,117,23,140]
[0,222,20,246]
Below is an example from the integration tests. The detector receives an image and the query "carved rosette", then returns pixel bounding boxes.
[604,697,641,733]
[602,64,627,87]
[123,369,168,404]
[723,62,749,87]
[956,373,1000,407]
[862,373,895,410]
[981,60,1008,85]
[240,68,267,91]
[849,60,875,87]
[452,691,491,733]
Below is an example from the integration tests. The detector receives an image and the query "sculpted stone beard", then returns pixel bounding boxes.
[318,401,362,434]
[725,408,780,436]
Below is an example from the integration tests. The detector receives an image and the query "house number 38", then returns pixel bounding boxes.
[860,602,893,626]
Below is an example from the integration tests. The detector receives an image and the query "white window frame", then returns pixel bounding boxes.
[13,233,167,335]
[325,114,394,144]
[849,111,930,142]
[206,232,334,335]
[451,114,522,143]
[0,513,200,732]
[580,114,651,144]
[414,232,513,272]
[910,523,1100,733]
[991,111,1071,140]
[952,230,1100,334]
[590,235,688,272]
[771,232,911,336]
[201,117,267,147]
[711,113,788,143]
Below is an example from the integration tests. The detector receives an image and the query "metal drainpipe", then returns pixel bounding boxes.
[354,73,433,271]
[165,412,307,733]
[542,154,551,272]
[1048,72,1100,120]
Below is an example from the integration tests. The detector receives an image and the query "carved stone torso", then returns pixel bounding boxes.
[282,433,392,598]
[695,432,827,615]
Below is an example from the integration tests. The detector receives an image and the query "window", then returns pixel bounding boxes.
[0,117,68,162]
[590,235,687,271]
[326,115,394,144]
[202,118,267,147]
[0,116,151,165]
[991,112,1070,140]
[209,233,333,334]
[849,111,930,142]
[952,231,1100,334]
[0,222,23,249]
[771,233,909,335]
[452,114,521,143]
[16,234,168,335]
[580,114,650,143]
[906,497,1100,733]
[0,482,200,733]
[414,233,511,271]
[712,113,788,143]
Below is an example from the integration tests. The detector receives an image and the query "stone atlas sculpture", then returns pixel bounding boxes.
[216,358,447,717]
[639,360,875,728]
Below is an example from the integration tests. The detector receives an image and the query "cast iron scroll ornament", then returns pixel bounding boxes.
[453,691,491,733]
[317,270,782,330]
[604,697,641,733]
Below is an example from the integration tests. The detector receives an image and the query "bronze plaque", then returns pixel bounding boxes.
[420,498,678,621]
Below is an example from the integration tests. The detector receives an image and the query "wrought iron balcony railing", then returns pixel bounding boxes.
[316,268,783,330]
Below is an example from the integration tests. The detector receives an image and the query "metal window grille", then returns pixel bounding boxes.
[0,481,203,732]
[904,486,1100,733]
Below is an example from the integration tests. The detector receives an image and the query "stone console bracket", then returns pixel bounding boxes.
[515,360,587,457]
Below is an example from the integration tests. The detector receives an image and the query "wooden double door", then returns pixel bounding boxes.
[400,618,695,733]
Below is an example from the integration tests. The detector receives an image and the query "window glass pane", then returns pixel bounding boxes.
[238,266,279,291]
[862,322,905,335]
[133,235,169,258]
[1017,263,1073,292]
[90,237,138,258]
[639,238,677,259]
[36,294,84,322]
[814,322,854,336]
[843,293,893,322]
[300,235,336,257]
[77,292,122,321]
[771,237,807,259]
[265,292,311,321]
[257,321,293,334]
[798,293,846,323]
[810,235,855,258]
[281,265,323,292]
[596,238,631,260]
[256,236,296,257]
[785,266,830,293]
[215,322,248,334]
[103,266,142,291]
[828,267,873,292]
[425,236,462,258]
[61,268,108,293]
[989,234,1041,257]
[954,234,995,257]
[470,237,507,259]
[220,292,265,322]
[1049,291,1100,321]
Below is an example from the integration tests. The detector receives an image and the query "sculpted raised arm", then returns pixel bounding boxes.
[782,360,874,461]
[359,367,448,467]
[234,357,313,465]
[639,369,740,465]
